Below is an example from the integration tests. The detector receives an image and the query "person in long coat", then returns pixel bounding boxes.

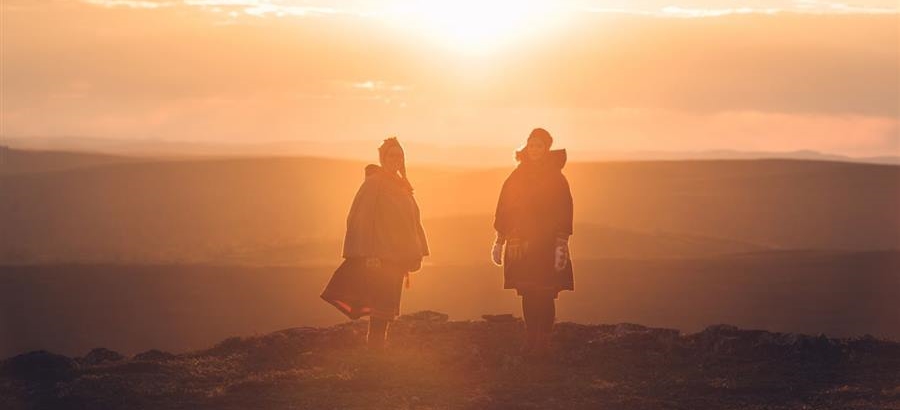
[492,128,574,357]
[321,137,429,350]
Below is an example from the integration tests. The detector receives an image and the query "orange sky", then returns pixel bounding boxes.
[2,0,898,157]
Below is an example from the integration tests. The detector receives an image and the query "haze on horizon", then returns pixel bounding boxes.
[2,0,898,159]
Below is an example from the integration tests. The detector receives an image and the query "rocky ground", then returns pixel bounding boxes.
[2,311,899,410]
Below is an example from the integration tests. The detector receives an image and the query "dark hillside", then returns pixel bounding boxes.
[0,148,140,175]
[2,251,897,358]
[2,313,898,410]
[2,157,897,264]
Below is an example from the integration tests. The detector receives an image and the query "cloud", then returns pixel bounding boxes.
[791,0,899,13]
[73,0,899,16]
[78,0,344,17]
[3,1,897,156]
[348,81,409,92]
[83,0,175,8]
[7,4,896,116]
[659,6,781,17]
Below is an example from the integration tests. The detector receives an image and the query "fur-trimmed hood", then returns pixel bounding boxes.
[515,149,567,169]
[364,164,413,192]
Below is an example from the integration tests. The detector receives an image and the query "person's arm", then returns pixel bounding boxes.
[493,172,516,240]
[342,177,382,261]
[553,174,574,270]
[408,195,429,272]
[491,173,515,265]
[556,174,574,239]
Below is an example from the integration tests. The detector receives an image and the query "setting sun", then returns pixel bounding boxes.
[387,0,559,52]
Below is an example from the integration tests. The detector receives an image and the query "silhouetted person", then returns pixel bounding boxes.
[492,128,574,357]
[321,137,429,350]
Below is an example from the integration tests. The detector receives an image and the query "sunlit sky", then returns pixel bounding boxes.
[2,0,898,157]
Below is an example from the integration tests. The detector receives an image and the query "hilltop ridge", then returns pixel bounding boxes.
[3,312,898,410]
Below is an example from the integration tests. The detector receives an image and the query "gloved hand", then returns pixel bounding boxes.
[554,237,569,271]
[491,242,503,266]
[365,257,382,269]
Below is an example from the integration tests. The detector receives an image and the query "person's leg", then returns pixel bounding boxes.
[532,295,556,355]
[366,263,403,351]
[543,296,556,335]
[367,317,390,350]
[521,295,539,353]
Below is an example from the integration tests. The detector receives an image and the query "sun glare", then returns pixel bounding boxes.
[389,0,558,53]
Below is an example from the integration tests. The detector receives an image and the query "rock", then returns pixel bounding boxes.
[2,350,78,382]
[613,323,651,335]
[481,314,517,323]
[399,310,450,323]
[701,324,741,336]
[1,320,894,409]
[273,327,319,338]
[133,349,176,362]
[204,336,246,357]
[691,324,752,355]
[81,348,125,365]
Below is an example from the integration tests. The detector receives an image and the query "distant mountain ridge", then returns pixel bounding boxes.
[4,139,899,166]
[0,147,142,175]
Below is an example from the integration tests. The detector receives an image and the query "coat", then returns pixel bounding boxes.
[321,164,429,320]
[494,149,574,297]
[342,164,429,269]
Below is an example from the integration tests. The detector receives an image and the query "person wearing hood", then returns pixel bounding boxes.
[321,137,429,350]
[492,128,574,358]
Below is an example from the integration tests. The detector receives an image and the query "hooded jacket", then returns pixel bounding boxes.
[494,149,573,241]
[493,149,575,294]
[342,164,429,270]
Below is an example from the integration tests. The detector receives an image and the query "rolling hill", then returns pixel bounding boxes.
[1,150,897,264]
[2,149,898,360]
[2,251,898,358]
[0,148,141,176]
